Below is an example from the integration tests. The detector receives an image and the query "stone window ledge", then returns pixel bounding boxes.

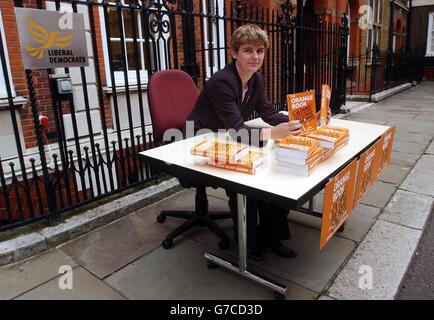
[0,96,27,111]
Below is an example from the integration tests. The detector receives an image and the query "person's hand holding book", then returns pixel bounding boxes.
[260,120,302,142]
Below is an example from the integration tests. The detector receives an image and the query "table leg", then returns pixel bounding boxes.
[204,193,287,297]
[237,193,247,272]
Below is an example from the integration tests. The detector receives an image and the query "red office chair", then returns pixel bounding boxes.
[147,69,232,250]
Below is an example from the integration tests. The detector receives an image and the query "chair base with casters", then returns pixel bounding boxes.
[157,186,232,250]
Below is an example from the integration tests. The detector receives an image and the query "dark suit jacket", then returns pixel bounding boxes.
[186,62,287,146]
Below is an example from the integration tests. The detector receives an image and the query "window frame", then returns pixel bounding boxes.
[426,12,434,57]
[99,0,168,88]
[0,9,16,99]
[202,0,226,80]
[366,0,382,60]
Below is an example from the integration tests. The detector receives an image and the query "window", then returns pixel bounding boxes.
[366,0,382,58]
[202,0,226,80]
[0,10,15,99]
[100,0,169,87]
[427,12,434,56]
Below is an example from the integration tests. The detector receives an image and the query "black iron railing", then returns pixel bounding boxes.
[0,0,348,231]
[347,44,425,100]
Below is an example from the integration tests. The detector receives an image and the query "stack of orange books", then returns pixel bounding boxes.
[191,140,249,163]
[304,125,350,160]
[207,150,265,175]
[321,125,350,136]
[274,135,323,176]
[191,140,264,175]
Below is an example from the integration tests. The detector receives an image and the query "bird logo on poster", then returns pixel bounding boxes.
[24,17,72,60]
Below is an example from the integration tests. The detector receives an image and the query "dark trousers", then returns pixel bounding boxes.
[226,190,291,251]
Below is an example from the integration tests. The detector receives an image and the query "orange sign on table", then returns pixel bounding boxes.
[353,139,382,208]
[320,159,357,250]
[377,126,396,175]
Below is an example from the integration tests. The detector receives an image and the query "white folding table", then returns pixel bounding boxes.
[139,118,390,299]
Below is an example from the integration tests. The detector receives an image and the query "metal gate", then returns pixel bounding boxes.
[0,0,348,231]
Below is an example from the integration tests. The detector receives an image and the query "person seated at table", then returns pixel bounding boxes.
[186,24,330,261]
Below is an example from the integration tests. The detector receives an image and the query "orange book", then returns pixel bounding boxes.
[275,135,319,159]
[191,140,213,153]
[322,146,335,161]
[287,90,317,132]
[191,140,249,163]
[320,125,349,136]
[236,151,264,168]
[304,128,347,149]
[276,154,322,176]
[320,85,331,127]
[334,136,349,151]
[207,160,261,175]
[276,145,323,166]
[321,136,349,161]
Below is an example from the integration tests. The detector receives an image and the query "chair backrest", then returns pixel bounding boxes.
[148,69,199,143]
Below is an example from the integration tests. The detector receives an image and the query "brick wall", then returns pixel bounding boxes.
[0,0,58,149]
[1,1,31,147]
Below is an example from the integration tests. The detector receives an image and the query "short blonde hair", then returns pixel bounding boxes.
[230,24,270,52]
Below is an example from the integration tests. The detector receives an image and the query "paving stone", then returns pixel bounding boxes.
[288,204,381,243]
[392,140,427,156]
[206,187,229,201]
[317,295,335,300]
[360,181,396,208]
[105,239,317,300]
[191,221,355,294]
[379,189,433,230]
[390,151,420,167]
[401,155,434,197]
[342,116,388,126]
[39,178,181,248]
[425,140,434,154]
[328,220,421,300]
[377,164,410,185]
[15,267,125,300]
[0,249,78,300]
[414,114,434,121]
[417,106,434,112]
[60,189,229,279]
[346,110,413,122]
[397,203,434,300]
[394,131,432,145]
[136,189,230,239]
[385,119,434,135]
[59,210,170,279]
[375,104,420,112]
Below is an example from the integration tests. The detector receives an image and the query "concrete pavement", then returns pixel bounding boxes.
[398,205,434,300]
[0,81,433,300]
